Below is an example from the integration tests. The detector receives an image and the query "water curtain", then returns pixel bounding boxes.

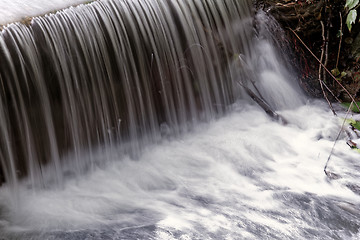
[0,0,254,188]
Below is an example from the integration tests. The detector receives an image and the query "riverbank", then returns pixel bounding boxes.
[260,0,360,104]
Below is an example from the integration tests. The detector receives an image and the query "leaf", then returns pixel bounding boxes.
[336,30,343,38]
[346,9,358,32]
[331,68,340,76]
[353,121,360,131]
[341,71,347,77]
[346,0,359,10]
[341,102,360,113]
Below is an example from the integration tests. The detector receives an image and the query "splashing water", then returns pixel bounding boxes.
[0,0,254,188]
[0,0,359,239]
[1,101,360,239]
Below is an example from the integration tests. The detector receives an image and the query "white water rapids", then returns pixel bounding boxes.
[1,100,360,239]
[1,34,360,238]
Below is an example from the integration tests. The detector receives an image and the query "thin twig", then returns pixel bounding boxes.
[323,19,330,84]
[323,0,330,84]
[321,80,342,103]
[275,2,297,7]
[319,20,325,88]
[319,21,336,115]
[236,81,286,124]
[336,12,343,70]
[289,28,360,112]
[324,102,353,175]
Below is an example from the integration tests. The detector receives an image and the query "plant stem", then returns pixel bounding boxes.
[336,12,343,70]
[319,21,336,115]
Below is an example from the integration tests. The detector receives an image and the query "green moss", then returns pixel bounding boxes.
[346,118,360,131]
[341,102,360,113]
[354,122,360,131]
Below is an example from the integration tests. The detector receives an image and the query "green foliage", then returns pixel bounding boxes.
[354,122,360,130]
[341,102,360,113]
[346,0,359,10]
[347,10,358,31]
[347,118,360,130]
[345,0,359,32]
[331,68,347,82]
[343,118,360,153]
[331,68,340,76]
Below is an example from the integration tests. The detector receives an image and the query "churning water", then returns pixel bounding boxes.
[2,101,360,240]
[0,0,360,239]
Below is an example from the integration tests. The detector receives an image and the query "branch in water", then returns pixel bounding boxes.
[237,82,287,124]
[324,101,354,178]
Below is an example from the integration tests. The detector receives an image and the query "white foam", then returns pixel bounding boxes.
[1,101,359,238]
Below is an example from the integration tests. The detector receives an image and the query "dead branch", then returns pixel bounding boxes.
[272,0,324,14]
[270,0,324,22]
[238,82,287,124]
[275,2,297,8]
[321,80,342,103]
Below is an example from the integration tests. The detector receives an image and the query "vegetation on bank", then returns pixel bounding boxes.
[257,0,360,170]
[261,0,360,105]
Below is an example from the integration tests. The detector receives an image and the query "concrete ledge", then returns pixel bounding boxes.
[0,0,95,30]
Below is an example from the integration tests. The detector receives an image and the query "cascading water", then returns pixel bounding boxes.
[0,0,254,189]
[0,0,360,239]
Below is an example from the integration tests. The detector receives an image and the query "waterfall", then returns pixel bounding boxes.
[2,1,360,239]
[0,0,258,189]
